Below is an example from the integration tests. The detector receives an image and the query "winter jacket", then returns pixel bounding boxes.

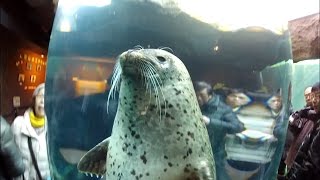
[0,116,25,180]
[201,95,245,156]
[286,110,320,180]
[11,109,50,180]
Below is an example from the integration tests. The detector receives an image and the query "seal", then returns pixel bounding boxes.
[77,48,215,180]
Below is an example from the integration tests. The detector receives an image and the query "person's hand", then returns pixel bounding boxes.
[239,122,246,132]
[202,115,210,125]
[289,114,295,123]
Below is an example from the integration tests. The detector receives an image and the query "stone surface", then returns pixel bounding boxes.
[288,13,320,62]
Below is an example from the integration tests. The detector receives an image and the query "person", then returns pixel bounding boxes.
[286,82,320,180]
[267,94,282,117]
[0,116,25,180]
[285,85,318,170]
[11,83,50,180]
[288,86,314,127]
[310,82,320,113]
[225,88,250,112]
[194,81,245,180]
[224,90,284,180]
[304,86,313,107]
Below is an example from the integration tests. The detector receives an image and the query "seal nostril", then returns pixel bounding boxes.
[156,56,166,63]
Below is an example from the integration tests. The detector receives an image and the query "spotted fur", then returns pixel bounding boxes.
[78,49,215,180]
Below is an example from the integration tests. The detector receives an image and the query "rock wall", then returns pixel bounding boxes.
[288,13,320,62]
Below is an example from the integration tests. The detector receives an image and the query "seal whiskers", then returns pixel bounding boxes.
[107,61,121,113]
[143,61,167,121]
[146,66,163,120]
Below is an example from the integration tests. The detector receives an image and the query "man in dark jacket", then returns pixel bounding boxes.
[194,81,245,180]
[286,82,320,180]
[0,116,25,180]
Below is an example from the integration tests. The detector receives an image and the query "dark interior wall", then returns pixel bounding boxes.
[0,25,47,123]
[184,61,261,91]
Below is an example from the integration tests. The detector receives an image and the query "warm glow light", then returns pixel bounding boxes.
[71,77,108,96]
[72,77,79,81]
[60,19,71,32]
[74,79,107,96]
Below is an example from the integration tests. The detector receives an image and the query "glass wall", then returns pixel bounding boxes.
[291,59,320,111]
[45,0,292,179]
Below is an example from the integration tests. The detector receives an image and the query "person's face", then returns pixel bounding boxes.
[311,90,320,112]
[226,92,250,109]
[304,87,312,106]
[196,88,212,107]
[34,88,45,117]
[267,95,282,112]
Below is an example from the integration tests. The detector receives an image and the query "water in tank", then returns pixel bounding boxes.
[291,60,320,111]
[45,0,293,179]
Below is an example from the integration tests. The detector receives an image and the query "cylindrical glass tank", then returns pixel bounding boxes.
[45,0,293,179]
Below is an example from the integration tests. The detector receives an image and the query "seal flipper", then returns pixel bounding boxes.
[77,137,110,176]
[187,160,216,180]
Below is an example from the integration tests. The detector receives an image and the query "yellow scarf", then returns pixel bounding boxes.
[29,111,45,128]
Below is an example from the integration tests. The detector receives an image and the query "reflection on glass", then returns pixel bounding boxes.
[46,0,292,179]
[225,89,251,112]
[225,91,281,179]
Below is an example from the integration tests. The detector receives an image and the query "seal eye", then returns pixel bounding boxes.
[156,56,166,63]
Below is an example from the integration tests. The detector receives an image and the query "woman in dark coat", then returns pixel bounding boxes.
[0,116,25,180]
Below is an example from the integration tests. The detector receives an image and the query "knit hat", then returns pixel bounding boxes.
[33,83,45,97]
